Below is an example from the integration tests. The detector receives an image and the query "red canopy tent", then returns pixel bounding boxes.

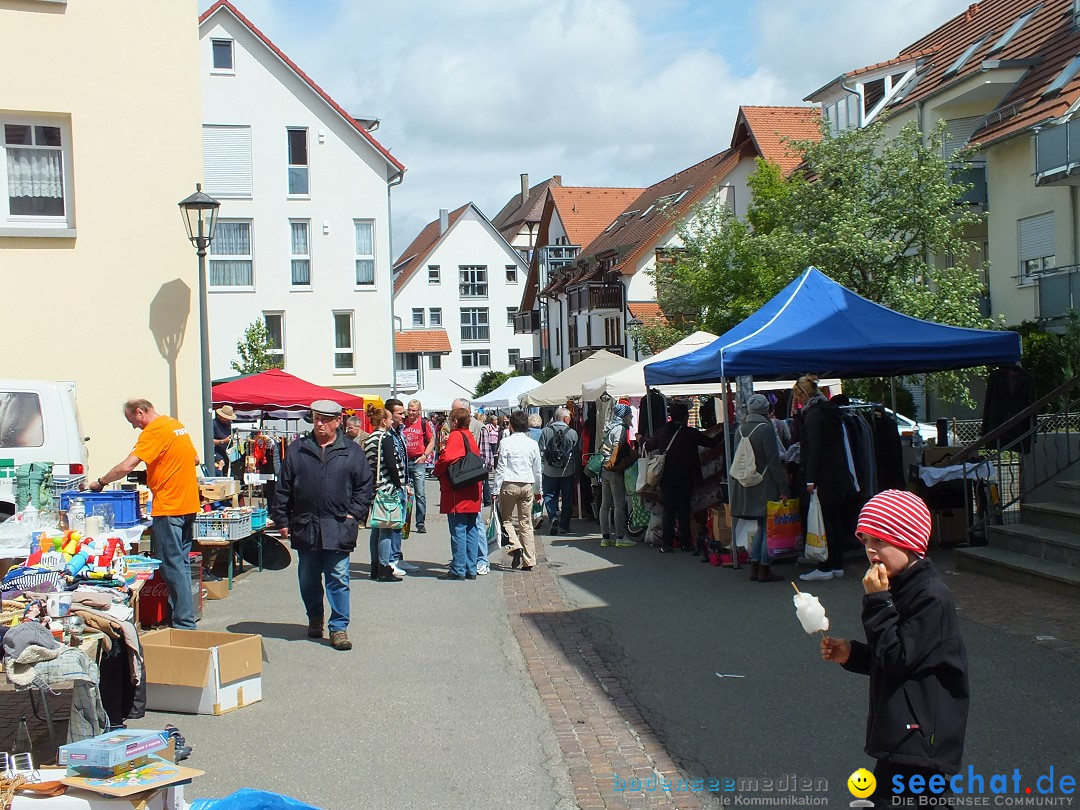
[212,368,365,413]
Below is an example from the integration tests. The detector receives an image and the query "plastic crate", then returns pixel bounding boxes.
[59,489,140,527]
[195,512,253,541]
[50,475,87,510]
[251,508,268,531]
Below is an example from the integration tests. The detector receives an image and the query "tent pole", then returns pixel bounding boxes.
[890,377,897,412]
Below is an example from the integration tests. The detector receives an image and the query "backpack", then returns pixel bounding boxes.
[730,424,764,487]
[544,425,574,467]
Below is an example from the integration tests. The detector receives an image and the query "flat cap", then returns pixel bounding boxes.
[310,399,343,417]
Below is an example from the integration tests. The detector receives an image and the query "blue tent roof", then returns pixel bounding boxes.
[645,267,1021,384]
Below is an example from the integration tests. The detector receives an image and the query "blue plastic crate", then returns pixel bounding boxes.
[59,489,141,528]
[251,508,268,531]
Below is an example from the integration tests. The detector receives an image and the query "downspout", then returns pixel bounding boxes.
[387,168,405,397]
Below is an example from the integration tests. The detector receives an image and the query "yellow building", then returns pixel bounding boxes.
[1,0,205,470]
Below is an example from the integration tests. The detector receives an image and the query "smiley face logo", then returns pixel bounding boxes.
[847,768,876,798]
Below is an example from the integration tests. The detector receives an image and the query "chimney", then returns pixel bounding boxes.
[520,173,529,205]
[438,208,449,234]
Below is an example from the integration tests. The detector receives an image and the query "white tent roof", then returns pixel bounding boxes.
[653,378,842,398]
[474,375,541,409]
[519,350,636,406]
[410,383,472,413]
[581,331,719,401]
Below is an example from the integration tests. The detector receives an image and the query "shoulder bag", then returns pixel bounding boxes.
[644,426,681,487]
[369,433,405,530]
[448,429,488,489]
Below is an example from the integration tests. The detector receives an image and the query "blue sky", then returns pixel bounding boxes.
[210,0,968,252]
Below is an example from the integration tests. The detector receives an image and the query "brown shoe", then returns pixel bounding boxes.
[748,561,760,581]
[757,564,784,583]
[329,631,352,651]
[307,619,324,639]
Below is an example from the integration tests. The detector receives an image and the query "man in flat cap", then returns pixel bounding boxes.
[271,399,374,650]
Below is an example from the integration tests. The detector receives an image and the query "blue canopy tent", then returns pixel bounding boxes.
[645,267,1021,385]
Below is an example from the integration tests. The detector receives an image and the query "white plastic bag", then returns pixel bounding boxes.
[804,491,828,563]
[734,518,757,551]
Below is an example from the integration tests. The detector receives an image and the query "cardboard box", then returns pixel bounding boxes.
[203,579,229,600]
[931,508,968,545]
[142,629,264,715]
[58,729,169,768]
[199,480,239,501]
[709,505,732,544]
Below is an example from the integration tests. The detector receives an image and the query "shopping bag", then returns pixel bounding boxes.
[766,498,802,558]
[486,501,500,547]
[734,519,757,551]
[803,492,827,563]
[634,458,652,493]
[370,488,405,530]
[532,499,544,529]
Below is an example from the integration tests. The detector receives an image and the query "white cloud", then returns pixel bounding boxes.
[220,0,968,251]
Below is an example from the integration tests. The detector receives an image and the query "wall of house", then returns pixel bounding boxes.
[0,0,205,468]
[200,15,396,397]
[542,211,571,370]
[393,210,532,397]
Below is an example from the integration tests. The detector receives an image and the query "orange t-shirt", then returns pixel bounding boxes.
[133,415,201,516]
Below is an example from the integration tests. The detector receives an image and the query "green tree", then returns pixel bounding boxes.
[535,364,560,383]
[474,370,512,398]
[230,319,281,374]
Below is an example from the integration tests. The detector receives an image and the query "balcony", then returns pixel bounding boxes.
[513,309,541,334]
[567,282,624,315]
[1037,265,1080,323]
[569,344,625,365]
[1034,120,1080,186]
[953,164,987,207]
[515,356,544,374]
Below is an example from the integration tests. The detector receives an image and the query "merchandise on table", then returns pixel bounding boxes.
[58,729,170,769]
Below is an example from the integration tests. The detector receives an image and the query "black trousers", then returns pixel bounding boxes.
[661,478,693,549]
[872,760,952,808]
[818,499,855,572]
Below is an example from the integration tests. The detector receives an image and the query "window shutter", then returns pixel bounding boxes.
[203,125,252,197]
[943,117,983,160]
[1019,213,1055,261]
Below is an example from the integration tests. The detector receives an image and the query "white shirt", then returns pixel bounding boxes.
[494,431,542,492]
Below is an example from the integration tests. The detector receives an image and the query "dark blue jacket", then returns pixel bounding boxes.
[272,431,373,553]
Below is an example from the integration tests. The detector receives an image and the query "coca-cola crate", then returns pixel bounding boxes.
[195,512,252,541]
[138,553,203,627]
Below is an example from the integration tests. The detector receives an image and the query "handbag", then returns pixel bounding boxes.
[584,452,604,480]
[766,498,802,558]
[369,435,405,530]
[448,429,488,489]
[606,430,637,474]
[644,427,681,487]
[804,491,828,563]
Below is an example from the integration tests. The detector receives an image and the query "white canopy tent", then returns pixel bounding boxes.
[519,350,636,406]
[653,378,842,398]
[581,331,719,401]
[409,382,473,413]
[474,375,541,409]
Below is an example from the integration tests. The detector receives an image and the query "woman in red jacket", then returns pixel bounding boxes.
[434,407,484,580]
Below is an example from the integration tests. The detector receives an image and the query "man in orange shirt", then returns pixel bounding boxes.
[90,398,201,629]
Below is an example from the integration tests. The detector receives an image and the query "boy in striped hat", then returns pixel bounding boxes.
[820,490,969,807]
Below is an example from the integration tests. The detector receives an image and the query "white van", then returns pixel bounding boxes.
[0,380,90,517]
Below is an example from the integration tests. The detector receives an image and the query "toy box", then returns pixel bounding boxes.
[58,729,169,768]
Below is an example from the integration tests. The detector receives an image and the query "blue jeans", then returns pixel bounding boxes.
[447,513,481,576]
[297,548,351,632]
[542,473,574,529]
[408,460,428,529]
[750,517,770,564]
[369,527,395,571]
[151,515,196,630]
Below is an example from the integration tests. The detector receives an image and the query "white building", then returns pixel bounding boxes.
[392,204,533,397]
[199,0,404,397]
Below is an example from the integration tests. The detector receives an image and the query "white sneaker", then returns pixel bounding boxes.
[396,560,420,572]
[799,569,834,582]
[390,562,408,577]
[476,562,490,575]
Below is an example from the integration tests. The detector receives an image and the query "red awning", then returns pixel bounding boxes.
[211,369,365,413]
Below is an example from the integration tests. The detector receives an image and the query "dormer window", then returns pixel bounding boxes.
[988,5,1041,56]
[1044,53,1080,97]
[943,33,994,79]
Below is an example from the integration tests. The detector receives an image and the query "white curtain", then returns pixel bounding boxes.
[212,222,250,255]
[6,147,63,200]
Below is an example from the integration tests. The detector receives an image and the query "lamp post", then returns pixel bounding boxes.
[178,184,220,471]
[626,316,643,361]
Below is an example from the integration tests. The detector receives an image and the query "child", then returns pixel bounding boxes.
[820,489,969,808]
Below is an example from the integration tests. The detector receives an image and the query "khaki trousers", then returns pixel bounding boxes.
[499,482,536,568]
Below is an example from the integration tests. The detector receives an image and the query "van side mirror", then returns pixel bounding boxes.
[84,436,91,442]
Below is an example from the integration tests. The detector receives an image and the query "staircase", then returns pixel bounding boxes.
[955,480,1080,598]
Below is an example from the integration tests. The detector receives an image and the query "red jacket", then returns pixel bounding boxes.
[433,428,483,514]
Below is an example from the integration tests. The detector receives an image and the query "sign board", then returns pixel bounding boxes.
[395,370,419,391]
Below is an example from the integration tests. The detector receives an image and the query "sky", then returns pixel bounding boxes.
[212,0,968,256]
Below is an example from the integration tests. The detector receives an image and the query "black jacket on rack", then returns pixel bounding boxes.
[982,366,1036,452]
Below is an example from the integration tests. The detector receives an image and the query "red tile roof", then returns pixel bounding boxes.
[548,187,645,248]
[392,203,471,293]
[733,106,822,176]
[490,176,562,241]
[627,301,667,327]
[200,1,404,173]
[394,329,451,354]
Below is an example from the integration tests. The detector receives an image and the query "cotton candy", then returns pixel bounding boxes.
[793,591,829,634]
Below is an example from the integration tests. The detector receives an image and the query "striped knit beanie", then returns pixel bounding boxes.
[856,489,932,558]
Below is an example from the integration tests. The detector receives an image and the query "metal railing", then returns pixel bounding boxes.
[1034,118,1080,184]
[515,356,544,374]
[567,282,624,314]
[569,344,625,365]
[513,310,541,334]
[1036,264,1080,322]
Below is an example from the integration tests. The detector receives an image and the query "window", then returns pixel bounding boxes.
[989,6,1041,56]
[333,311,354,370]
[508,348,520,367]
[209,220,254,287]
[412,308,424,327]
[460,308,489,341]
[429,308,442,326]
[943,33,993,78]
[462,350,490,368]
[263,312,284,367]
[430,354,442,370]
[354,220,375,286]
[506,307,516,327]
[211,39,234,71]
[203,125,252,197]
[3,120,67,221]
[604,316,620,347]
[505,265,518,283]
[289,220,310,286]
[1018,213,1055,285]
[459,265,488,297]
[0,392,44,448]
[287,128,309,195]
[1044,53,1080,97]
[428,265,440,284]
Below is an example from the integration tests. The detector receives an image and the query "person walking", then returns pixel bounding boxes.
[364,408,407,582]
[539,407,579,535]
[527,413,543,442]
[90,399,201,630]
[434,407,484,580]
[271,400,373,651]
[730,394,790,582]
[403,399,436,534]
[597,403,637,548]
[451,397,492,574]
[495,411,542,571]
[383,398,418,572]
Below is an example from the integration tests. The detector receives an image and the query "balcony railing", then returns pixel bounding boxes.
[567,282,624,315]
[515,356,544,374]
[953,164,987,207]
[569,344,625,365]
[513,310,541,334]
[1037,265,1080,322]
[1034,119,1080,186]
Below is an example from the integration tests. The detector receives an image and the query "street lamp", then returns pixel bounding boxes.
[178,183,220,472]
[626,316,643,361]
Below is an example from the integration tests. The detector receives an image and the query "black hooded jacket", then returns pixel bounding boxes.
[842,558,970,773]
